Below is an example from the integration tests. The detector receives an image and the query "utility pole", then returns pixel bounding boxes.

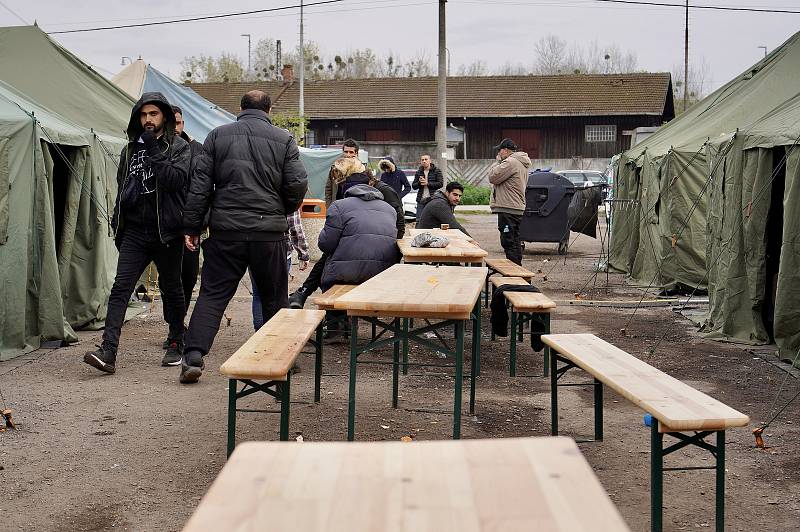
[683,0,689,112]
[277,39,282,79]
[437,0,448,179]
[241,33,251,74]
[299,0,305,142]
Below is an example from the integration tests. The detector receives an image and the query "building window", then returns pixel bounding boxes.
[305,129,316,146]
[328,127,344,145]
[585,125,616,143]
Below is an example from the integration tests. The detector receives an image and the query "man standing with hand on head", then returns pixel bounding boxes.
[488,138,530,265]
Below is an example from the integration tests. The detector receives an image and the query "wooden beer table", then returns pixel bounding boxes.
[334,264,487,440]
[406,227,475,242]
[397,236,487,265]
[183,437,631,532]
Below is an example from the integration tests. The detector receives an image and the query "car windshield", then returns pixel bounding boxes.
[562,172,588,185]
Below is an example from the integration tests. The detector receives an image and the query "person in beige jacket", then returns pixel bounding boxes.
[488,138,531,265]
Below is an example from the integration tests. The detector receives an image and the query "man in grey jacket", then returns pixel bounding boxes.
[488,138,531,265]
[180,90,308,383]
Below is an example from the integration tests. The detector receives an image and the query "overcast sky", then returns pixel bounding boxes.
[2,0,798,92]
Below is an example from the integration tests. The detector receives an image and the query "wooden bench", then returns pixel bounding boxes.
[484,257,535,307]
[489,276,556,377]
[542,333,750,532]
[219,308,326,456]
[310,284,357,310]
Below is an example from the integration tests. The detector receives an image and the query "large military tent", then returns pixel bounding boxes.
[609,30,800,358]
[0,25,133,360]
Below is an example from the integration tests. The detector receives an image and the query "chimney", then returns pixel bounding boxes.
[281,64,294,82]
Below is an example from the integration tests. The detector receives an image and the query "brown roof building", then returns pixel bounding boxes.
[189,72,673,161]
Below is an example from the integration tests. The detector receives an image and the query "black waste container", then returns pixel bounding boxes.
[520,171,575,254]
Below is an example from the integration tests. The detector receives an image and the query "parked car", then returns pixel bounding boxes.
[402,171,417,222]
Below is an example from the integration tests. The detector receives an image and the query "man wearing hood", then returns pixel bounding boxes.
[378,156,412,199]
[84,92,191,375]
[319,184,400,291]
[488,138,531,265]
[288,157,404,310]
[416,181,470,236]
[180,90,307,384]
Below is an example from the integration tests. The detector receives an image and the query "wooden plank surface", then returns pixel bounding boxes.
[219,309,325,380]
[505,292,556,312]
[542,334,750,432]
[397,237,487,264]
[334,264,487,320]
[485,258,535,279]
[407,227,475,242]
[312,284,357,310]
[489,276,530,288]
[183,437,630,532]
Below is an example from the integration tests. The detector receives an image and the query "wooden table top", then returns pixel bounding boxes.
[183,437,630,532]
[397,237,487,264]
[542,334,750,432]
[406,228,475,242]
[334,264,488,320]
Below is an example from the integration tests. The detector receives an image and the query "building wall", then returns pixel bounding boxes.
[308,115,663,160]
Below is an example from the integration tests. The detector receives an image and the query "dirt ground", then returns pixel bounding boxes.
[1,213,799,531]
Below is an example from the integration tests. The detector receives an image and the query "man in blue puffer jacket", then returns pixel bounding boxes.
[318,184,400,292]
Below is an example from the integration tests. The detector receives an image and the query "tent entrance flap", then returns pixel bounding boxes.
[48,143,73,256]
[763,146,786,341]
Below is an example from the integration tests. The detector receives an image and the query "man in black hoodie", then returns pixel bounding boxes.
[84,92,191,375]
[180,90,307,384]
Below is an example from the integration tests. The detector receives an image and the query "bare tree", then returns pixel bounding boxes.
[671,57,711,113]
[252,37,280,80]
[534,35,569,74]
[181,53,246,83]
[403,50,433,77]
[496,62,529,76]
[456,60,488,76]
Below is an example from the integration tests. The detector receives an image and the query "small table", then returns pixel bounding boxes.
[183,437,631,532]
[397,237,487,265]
[334,264,487,440]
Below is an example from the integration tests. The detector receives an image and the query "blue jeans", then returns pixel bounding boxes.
[250,256,292,330]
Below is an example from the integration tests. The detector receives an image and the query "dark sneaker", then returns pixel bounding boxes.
[288,287,311,309]
[83,345,116,374]
[179,351,205,384]
[161,340,183,366]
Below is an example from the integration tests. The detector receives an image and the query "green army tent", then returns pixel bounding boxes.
[0,25,134,360]
[609,30,800,358]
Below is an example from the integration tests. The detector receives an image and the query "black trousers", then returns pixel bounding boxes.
[159,247,200,339]
[103,229,186,352]
[181,247,201,309]
[300,252,329,293]
[185,238,288,356]
[497,212,523,265]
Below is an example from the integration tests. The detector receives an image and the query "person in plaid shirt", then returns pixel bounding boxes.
[250,210,309,330]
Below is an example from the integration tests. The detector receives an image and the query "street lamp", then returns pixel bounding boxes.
[120,56,132,66]
[241,33,252,73]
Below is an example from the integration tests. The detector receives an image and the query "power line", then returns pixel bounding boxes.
[0,0,28,24]
[594,0,800,14]
[47,0,345,34]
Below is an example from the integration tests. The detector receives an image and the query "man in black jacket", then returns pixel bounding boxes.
[84,92,191,375]
[180,90,308,384]
[411,153,444,217]
[416,181,470,236]
[171,105,204,316]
